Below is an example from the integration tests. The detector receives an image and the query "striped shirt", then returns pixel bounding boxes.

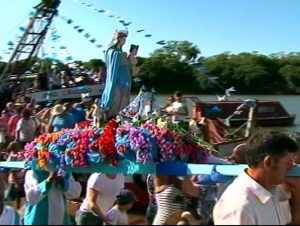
[153,185,187,225]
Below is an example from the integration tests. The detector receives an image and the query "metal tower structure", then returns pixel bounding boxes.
[1,0,61,79]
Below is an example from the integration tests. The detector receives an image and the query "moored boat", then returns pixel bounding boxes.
[190,97,296,127]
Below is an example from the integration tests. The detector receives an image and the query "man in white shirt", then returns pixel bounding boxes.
[213,131,298,225]
[76,173,125,225]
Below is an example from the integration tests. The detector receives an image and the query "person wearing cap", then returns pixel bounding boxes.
[105,189,136,225]
[48,104,73,133]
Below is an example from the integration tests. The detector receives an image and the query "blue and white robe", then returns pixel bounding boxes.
[24,170,81,225]
[101,47,132,118]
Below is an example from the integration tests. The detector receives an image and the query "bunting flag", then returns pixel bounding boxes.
[58,15,103,50]
[69,0,168,46]
[39,27,75,62]
[19,26,26,32]
[156,40,166,45]
[67,0,169,48]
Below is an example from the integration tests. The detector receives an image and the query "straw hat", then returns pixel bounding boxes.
[15,102,25,107]
[51,104,66,116]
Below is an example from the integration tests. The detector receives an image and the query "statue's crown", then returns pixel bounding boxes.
[114,29,128,39]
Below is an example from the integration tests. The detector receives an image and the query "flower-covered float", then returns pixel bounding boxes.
[23,114,222,176]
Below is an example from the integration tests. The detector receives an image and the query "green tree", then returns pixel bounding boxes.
[152,40,201,63]
[84,59,105,73]
[139,53,199,93]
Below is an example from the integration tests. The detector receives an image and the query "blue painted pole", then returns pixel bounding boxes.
[1,161,300,176]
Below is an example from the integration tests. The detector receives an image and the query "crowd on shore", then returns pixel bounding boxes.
[0,93,300,225]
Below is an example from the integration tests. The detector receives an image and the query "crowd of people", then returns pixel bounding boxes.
[1,29,300,225]
[0,92,300,225]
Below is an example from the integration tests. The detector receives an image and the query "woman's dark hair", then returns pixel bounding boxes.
[130,44,139,53]
[174,91,183,97]
[246,130,298,168]
[22,108,32,118]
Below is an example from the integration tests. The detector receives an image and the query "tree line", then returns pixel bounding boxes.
[1,40,300,95]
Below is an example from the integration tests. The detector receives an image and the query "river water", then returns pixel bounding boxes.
[143,94,300,133]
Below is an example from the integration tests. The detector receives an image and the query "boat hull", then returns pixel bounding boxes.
[25,83,105,103]
[191,99,296,127]
[229,114,296,127]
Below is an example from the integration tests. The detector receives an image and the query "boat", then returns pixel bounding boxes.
[25,83,105,103]
[189,97,296,127]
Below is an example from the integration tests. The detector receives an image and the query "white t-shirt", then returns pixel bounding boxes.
[80,174,125,215]
[0,206,21,225]
[16,117,37,142]
[105,206,129,225]
[171,101,188,122]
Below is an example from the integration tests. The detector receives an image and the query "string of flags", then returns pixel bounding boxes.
[46,27,74,62]
[71,0,167,45]
[0,11,34,59]
[38,25,74,63]
[59,14,103,49]
[1,1,168,63]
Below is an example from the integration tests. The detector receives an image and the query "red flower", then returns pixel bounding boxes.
[98,120,120,166]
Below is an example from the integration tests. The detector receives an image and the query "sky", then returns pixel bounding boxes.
[1,0,300,62]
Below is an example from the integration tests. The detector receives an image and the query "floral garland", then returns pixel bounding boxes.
[24,118,216,173]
